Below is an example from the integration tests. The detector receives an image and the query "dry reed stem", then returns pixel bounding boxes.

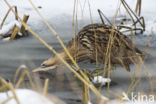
[97,9,112,25]
[20,14,29,36]
[88,0,93,24]
[0,5,19,40]
[126,74,136,96]
[1,97,13,104]
[117,25,134,41]
[14,65,26,84]
[9,26,19,40]
[0,84,7,91]
[4,0,103,99]
[15,69,35,89]
[72,0,79,62]
[14,66,35,89]
[0,77,20,104]
[78,0,87,18]
[88,0,100,67]
[143,32,152,60]
[102,1,122,97]
[139,57,155,92]
[14,6,18,20]
[29,0,80,71]
[8,83,20,104]
[82,82,90,104]
[43,79,49,96]
[126,56,154,97]
[28,0,105,99]
[121,0,145,30]
[135,0,142,16]
[0,6,17,29]
[0,28,14,37]
[72,2,99,102]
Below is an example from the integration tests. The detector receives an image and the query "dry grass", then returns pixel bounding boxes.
[0,0,155,104]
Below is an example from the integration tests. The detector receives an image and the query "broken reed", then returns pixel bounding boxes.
[0,6,19,39]
[0,5,29,40]
[10,14,29,40]
[120,0,145,34]
[97,0,145,37]
[20,14,29,36]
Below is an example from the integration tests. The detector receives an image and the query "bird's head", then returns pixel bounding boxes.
[32,52,67,72]
[41,56,59,68]
[41,51,68,67]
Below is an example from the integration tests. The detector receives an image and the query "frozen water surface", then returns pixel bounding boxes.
[0,0,156,104]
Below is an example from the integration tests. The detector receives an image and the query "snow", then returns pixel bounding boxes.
[2,37,10,41]
[144,20,156,35]
[102,95,109,101]
[0,0,156,36]
[88,101,92,104]
[20,64,27,69]
[92,76,111,85]
[0,20,21,35]
[0,89,54,104]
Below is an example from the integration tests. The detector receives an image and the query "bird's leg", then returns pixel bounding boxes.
[74,68,94,81]
[91,67,115,77]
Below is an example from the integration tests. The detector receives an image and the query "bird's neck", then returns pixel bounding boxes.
[60,44,90,64]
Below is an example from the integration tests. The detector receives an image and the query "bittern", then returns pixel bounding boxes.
[40,24,142,72]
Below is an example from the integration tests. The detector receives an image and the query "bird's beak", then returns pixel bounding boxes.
[32,65,57,73]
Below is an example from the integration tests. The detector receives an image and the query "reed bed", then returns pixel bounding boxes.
[0,0,155,104]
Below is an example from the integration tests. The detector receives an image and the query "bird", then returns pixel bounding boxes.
[40,24,143,72]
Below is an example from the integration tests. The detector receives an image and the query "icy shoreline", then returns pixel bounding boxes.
[0,0,156,37]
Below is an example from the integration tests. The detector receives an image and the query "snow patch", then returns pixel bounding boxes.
[0,89,54,104]
[92,76,111,85]
[102,95,109,101]
[88,101,92,104]
[2,37,10,41]
[20,64,27,69]
[0,20,21,35]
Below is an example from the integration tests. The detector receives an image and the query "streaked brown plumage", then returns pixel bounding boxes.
[41,24,142,72]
